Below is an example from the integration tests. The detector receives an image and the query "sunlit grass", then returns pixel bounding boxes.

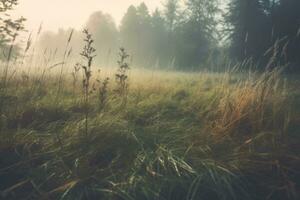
[0,65,299,199]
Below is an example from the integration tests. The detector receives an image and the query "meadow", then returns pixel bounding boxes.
[0,50,299,199]
[1,0,300,199]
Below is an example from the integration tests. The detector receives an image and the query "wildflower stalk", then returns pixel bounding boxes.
[115,47,130,106]
[80,29,96,138]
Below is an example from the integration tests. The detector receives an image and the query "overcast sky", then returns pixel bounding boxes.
[12,0,163,32]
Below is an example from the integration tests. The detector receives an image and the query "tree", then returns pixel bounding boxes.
[136,3,153,65]
[85,11,119,65]
[137,2,151,23]
[171,0,220,68]
[270,0,300,68]
[226,0,300,71]
[162,0,182,67]
[149,9,169,67]
[0,0,26,60]
[225,0,271,63]
[163,0,180,32]
[120,5,139,64]
[186,0,220,41]
[120,3,153,66]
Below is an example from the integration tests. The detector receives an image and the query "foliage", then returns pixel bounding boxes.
[225,0,300,71]
[0,0,26,60]
[115,47,130,97]
[120,0,221,69]
[32,0,300,71]
[164,0,180,32]
[79,29,96,137]
[85,11,118,64]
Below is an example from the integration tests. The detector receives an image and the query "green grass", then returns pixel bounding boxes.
[0,68,299,200]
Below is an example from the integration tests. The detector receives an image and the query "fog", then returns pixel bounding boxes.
[12,0,162,31]
[4,0,300,71]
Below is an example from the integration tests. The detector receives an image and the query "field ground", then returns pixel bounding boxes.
[0,68,299,200]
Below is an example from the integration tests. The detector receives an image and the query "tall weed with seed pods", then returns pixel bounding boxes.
[79,29,96,138]
[115,47,130,106]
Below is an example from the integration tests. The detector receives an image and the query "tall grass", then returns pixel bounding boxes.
[0,30,299,200]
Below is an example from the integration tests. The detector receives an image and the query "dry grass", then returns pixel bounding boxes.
[0,65,299,200]
[0,30,299,199]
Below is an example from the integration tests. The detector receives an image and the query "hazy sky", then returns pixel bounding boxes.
[12,0,162,32]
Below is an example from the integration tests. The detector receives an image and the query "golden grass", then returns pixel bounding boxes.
[0,65,299,200]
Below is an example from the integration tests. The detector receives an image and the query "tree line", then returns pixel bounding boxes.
[1,0,300,71]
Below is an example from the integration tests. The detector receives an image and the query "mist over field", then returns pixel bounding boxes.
[0,0,299,200]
